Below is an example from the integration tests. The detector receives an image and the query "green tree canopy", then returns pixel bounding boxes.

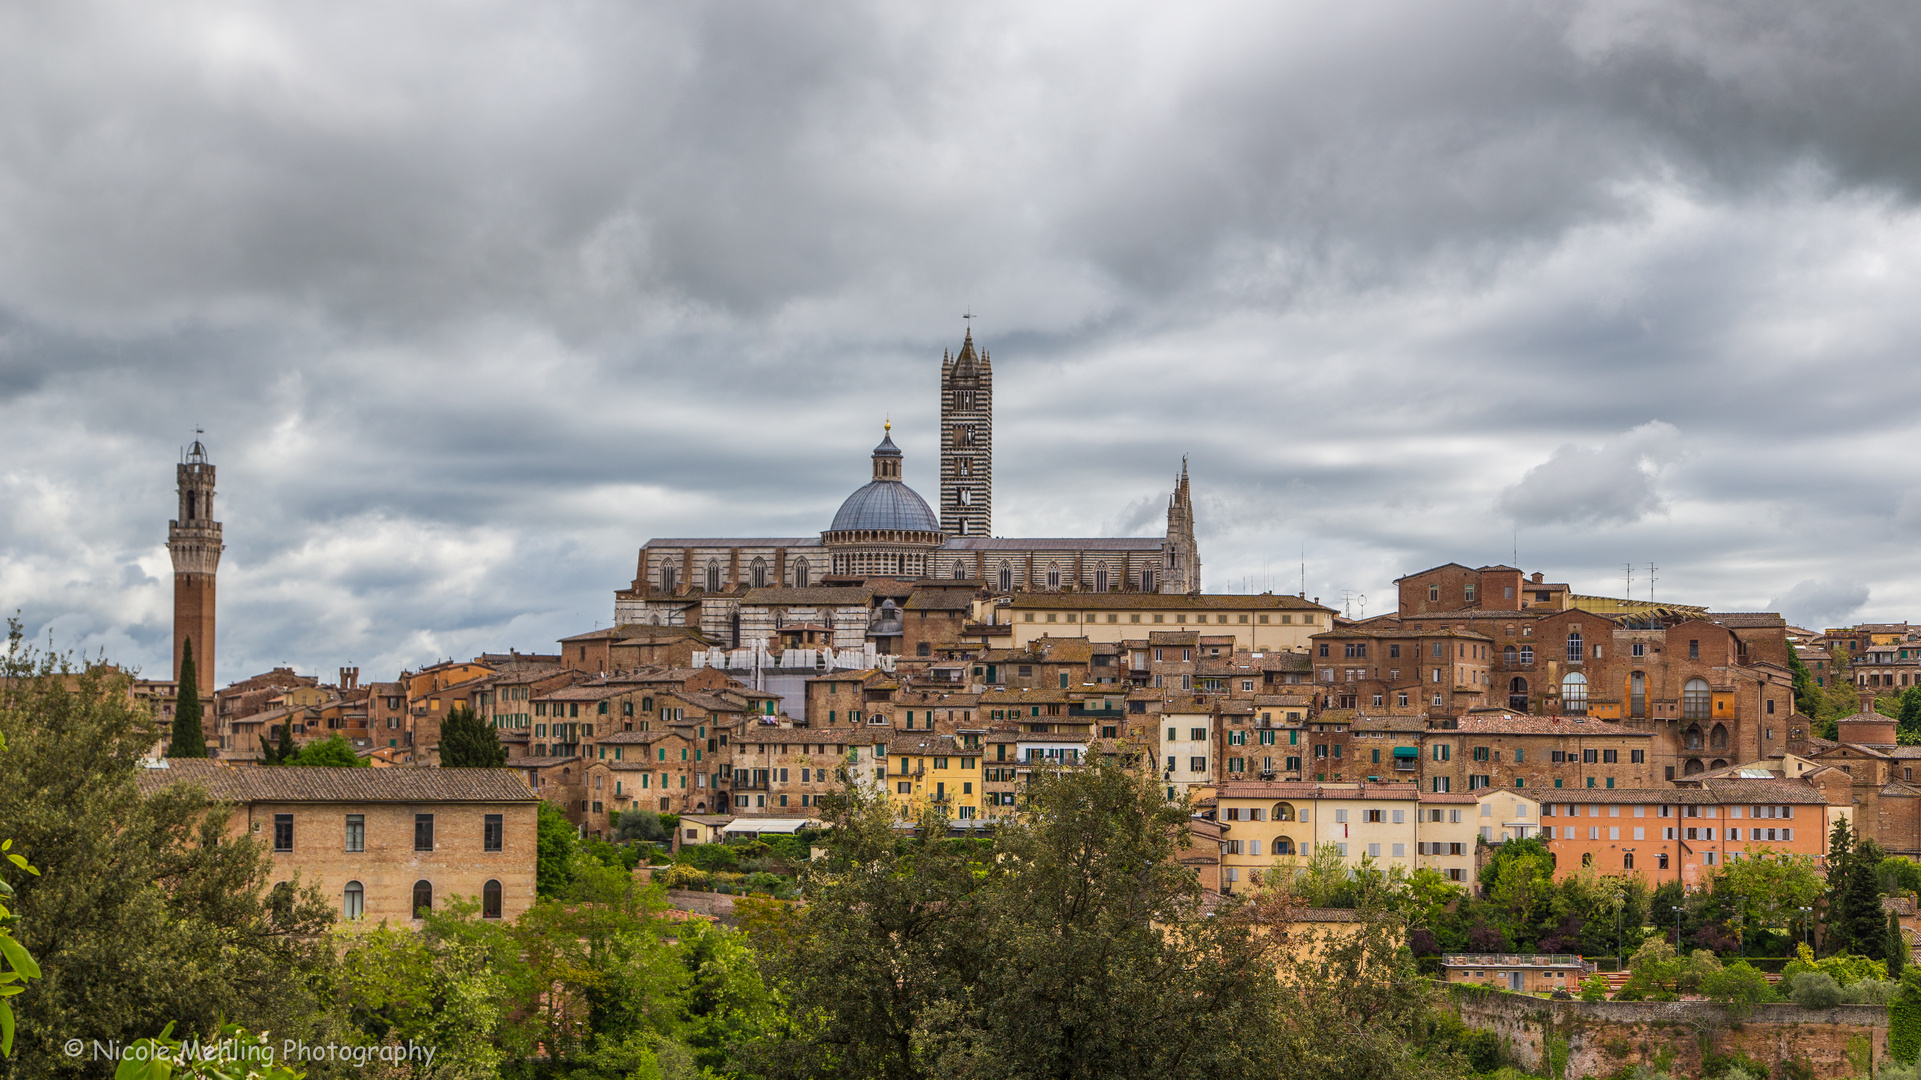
[0,628,340,1076]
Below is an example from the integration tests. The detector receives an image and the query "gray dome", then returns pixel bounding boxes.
[831,480,940,533]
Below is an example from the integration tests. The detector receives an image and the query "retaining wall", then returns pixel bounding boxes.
[1448,988,1889,1079]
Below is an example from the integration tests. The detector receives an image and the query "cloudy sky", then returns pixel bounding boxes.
[4,1,1920,685]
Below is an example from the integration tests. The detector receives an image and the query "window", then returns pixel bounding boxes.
[1631,749,1644,763]
[343,880,364,920]
[345,814,365,852]
[1631,642,1645,658]
[485,813,503,852]
[274,813,293,852]
[412,880,433,918]
[415,813,435,852]
[1689,639,1700,660]
[1566,630,1583,662]
[1561,672,1588,715]
[1683,678,1711,720]
[483,879,503,919]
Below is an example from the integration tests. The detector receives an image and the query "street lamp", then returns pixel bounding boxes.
[1615,889,1627,971]
[1799,905,1814,948]
[1673,904,1684,950]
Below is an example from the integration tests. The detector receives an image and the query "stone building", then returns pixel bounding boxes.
[139,759,539,925]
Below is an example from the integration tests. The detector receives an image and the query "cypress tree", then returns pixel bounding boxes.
[1888,910,1909,978]
[1843,840,1890,960]
[166,638,208,758]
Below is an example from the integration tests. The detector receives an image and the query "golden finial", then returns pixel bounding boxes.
[885,416,891,432]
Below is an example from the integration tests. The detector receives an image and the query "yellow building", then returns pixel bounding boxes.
[1160,710,1215,800]
[1004,594,1336,654]
[883,734,983,825]
[1414,792,1479,883]
[1215,781,1421,892]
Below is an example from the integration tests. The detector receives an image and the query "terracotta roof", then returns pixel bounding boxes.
[1538,781,1826,805]
[1009,593,1331,612]
[905,591,976,612]
[1703,613,1789,627]
[738,729,858,746]
[1419,792,1480,803]
[741,587,874,605]
[139,759,537,802]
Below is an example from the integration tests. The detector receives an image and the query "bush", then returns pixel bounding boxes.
[1578,975,1610,1001]
[1703,961,1777,1016]
[614,809,670,843]
[1846,978,1903,1006]
[1789,971,1844,1009]
[679,843,741,872]
[653,863,707,890]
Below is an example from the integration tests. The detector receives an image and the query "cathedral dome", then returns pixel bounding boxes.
[830,474,940,533]
[830,427,939,534]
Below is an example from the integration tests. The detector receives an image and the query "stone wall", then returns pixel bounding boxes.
[1448,988,1890,1079]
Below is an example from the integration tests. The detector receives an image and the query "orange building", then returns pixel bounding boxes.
[1540,778,1829,889]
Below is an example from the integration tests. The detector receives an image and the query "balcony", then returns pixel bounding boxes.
[1393,760,1417,772]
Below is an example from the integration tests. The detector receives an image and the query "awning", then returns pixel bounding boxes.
[1392,746,1419,758]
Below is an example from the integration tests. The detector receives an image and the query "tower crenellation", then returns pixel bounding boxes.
[939,329,992,537]
[169,437,223,695]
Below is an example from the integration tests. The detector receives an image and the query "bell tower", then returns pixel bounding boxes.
[939,328,992,537]
[170,437,223,695]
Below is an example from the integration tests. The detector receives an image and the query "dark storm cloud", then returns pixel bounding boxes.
[5,0,1921,680]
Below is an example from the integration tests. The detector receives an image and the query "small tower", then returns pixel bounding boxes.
[939,328,992,537]
[170,437,224,695]
[1162,459,1200,595]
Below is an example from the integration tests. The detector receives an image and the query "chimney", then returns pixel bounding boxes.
[1861,692,1878,715]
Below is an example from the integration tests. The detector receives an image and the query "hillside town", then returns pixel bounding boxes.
[140,335,1921,935]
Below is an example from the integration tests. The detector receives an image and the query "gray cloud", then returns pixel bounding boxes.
[6,1,1921,681]
[1499,421,1685,526]
[1770,579,1871,631]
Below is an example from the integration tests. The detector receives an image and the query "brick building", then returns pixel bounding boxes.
[140,759,539,925]
[1539,778,1828,888]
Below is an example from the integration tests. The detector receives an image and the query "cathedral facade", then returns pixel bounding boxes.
[614,330,1200,642]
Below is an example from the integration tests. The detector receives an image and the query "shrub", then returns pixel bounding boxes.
[1703,961,1777,1016]
[679,843,741,872]
[1788,971,1844,1010]
[1578,974,1610,1001]
[1845,978,1902,1006]
[653,863,707,890]
[614,809,670,843]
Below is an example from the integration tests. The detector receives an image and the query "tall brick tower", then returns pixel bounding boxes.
[170,437,223,695]
[939,328,992,537]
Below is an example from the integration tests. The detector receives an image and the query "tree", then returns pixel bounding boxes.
[1703,961,1776,1019]
[537,799,581,898]
[1713,848,1824,948]
[165,638,207,758]
[1841,838,1891,961]
[0,632,342,1077]
[282,734,366,767]
[439,704,508,768]
[1788,647,1822,719]
[1890,910,1909,979]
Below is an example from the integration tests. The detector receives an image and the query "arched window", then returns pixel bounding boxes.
[343,880,364,920]
[1581,852,1594,868]
[998,563,1013,593]
[1683,758,1705,776]
[1095,563,1109,592]
[1710,723,1728,751]
[1046,563,1061,589]
[1710,758,1727,771]
[1630,672,1647,718]
[1508,677,1529,712]
[483,879,503,920]
[660,564,677,593]
[1566,630,1584,662]
[1683,678,1711,720]
[1684,724,1703,750]
[1561,672,1588,715]
[793,558,809,588]
[1142,569,1157,592]
[953,562,968,580]
[1502,645,1517,665]
[1273,838,1295,856]
[751,557,768,589]
[412,880,433,919]
[706,561,722,592]
[1273,803,1296,821]
[1519,645,1534,665]
[1622,852,1634,870]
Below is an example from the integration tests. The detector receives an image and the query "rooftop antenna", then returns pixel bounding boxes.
[1300,543,1306,596]
[1625,563,1634,606]
[1512,529,1518,568]
[1647,562,1658,606]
